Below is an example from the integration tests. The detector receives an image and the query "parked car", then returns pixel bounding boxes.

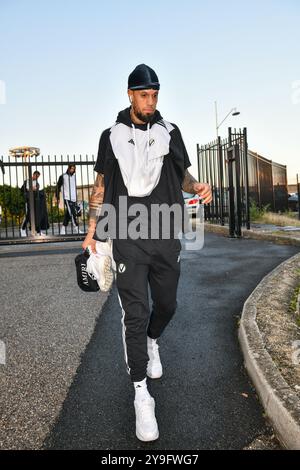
[182,191,200,217]
[288,193,299,211]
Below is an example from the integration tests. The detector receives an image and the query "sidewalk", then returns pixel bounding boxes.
[239,253,300,449]
[204,222,300,246]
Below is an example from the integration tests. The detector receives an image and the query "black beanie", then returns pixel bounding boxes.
[128,64,160,90]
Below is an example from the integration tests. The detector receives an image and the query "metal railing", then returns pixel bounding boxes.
[248,150,288,212]
[197,128,289,237]
[197,128,249,237]
[0,155,96,243]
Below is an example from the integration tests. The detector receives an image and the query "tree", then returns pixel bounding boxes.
[0,185,25,218]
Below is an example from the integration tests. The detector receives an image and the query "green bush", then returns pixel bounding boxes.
[289,284,300,327]
[249,198,271,221]
[0,185,25,217]
[46,202,65,223]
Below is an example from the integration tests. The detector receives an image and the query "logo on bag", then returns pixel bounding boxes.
[177,255,180,263]
[81,263,97,284]
[118,263,126,273]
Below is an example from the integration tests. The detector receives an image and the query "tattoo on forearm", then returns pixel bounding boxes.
[182,170,198,193]
[89,173,105,224]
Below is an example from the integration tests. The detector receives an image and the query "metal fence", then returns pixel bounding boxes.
[197,128,289,237]
[247,150,288,212]
[197,128,249,237]
[0,155,96,243]
[1,138,289,244]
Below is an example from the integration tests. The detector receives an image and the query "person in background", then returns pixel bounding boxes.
[20,170,48,237]
[56,164,83,234]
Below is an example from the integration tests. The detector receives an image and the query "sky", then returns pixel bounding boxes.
[0,0,299,183]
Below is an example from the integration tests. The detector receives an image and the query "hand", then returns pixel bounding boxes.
[82,231,97,253]
[193,182,212,204]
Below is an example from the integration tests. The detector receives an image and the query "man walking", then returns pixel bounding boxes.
[82,64,212,442]
[56,164,82,234]
[20,170,40,236]
[20,170,48,237]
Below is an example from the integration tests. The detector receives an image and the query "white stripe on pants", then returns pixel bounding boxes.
[117,292,131,376]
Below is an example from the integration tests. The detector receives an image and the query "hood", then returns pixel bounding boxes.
[116,107,163,129]
[110,107,170,197]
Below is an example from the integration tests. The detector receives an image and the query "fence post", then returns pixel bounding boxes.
[243,128,250,229]
[297,173,300,221]
[27,163,36,236]
[227,146,235,238]
[217,137,224,226]
[197,143,200,183]
[234,143,242,237]
[227,128,235,237]
[256,152,261,208]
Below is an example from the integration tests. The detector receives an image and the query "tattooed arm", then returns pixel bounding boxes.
[82,173,105,252]
[182,169,212,204]
[182,169,198,194]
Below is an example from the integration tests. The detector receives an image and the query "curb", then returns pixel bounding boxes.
[0,241,83,258]
[204,223,300,247]
[0,234,85,246]
[238,253,300,449]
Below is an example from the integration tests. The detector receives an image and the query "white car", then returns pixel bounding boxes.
[182,191,200,217]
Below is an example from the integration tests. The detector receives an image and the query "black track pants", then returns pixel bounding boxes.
[21,201,30,230]
[113,238,181,382]
[63,200,78,227]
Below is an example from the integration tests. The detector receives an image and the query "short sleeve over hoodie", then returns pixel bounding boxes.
[93,107,191,240]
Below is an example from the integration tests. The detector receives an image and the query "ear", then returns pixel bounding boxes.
[128,90,133,103]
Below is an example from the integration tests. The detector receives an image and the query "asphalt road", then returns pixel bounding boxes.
[44,234,299,450]
[0,233,299,449]
[0,242,108,449]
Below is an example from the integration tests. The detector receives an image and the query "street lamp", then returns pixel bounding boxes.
[215,101,240,139]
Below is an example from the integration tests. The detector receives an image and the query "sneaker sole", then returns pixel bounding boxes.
[102,256,114,292]
[147,373,163,379]
[136,429,159,442]
[147,369,163,379]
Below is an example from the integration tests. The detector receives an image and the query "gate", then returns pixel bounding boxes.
[197,127,250,237]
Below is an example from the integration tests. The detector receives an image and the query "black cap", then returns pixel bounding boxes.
[128,64,160,90]
[75,251,100,292]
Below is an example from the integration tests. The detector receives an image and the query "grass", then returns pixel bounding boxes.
[257,212,300,227]
[289,283,300,327]
[250,199,300,227]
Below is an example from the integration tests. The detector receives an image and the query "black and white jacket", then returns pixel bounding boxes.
[93,107,191,239]
[56,171,77,202]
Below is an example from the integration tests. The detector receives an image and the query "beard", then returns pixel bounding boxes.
[133,106,155,124]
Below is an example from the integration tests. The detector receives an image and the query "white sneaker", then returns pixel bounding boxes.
[38,231,47,238]
[147,337,163,379]
[60,226,66,235]
[20,229,27,237]
[134,397,159,442]
[99,255,114,291]
[96,240,116,272]
[86,252,114,292]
